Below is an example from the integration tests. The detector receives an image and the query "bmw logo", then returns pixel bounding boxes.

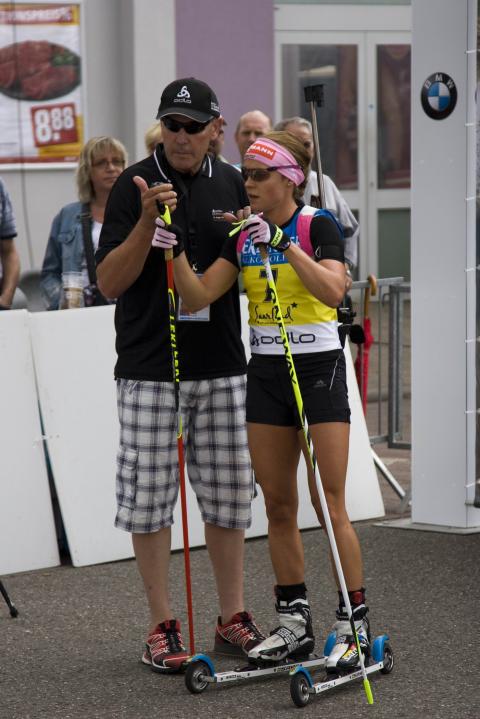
[421,72,457,120]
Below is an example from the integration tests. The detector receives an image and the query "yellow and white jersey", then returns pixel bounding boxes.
[237,206,342,356]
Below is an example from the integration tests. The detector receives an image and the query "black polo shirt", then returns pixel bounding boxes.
[96,147,248,381]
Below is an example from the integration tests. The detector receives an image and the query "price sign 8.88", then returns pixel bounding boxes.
[31,103,79,146]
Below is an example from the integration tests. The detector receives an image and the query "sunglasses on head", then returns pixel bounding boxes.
[240,165,300,182]
[162,116,211,135]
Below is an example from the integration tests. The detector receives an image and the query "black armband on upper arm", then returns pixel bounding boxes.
[310,214,345,263]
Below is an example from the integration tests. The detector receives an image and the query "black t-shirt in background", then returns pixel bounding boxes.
[96,147,249,381]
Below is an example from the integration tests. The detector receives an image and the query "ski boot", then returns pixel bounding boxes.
[326,604,370,673]
[248,590,315,665]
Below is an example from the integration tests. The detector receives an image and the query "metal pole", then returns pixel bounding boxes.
[372,450,406,501]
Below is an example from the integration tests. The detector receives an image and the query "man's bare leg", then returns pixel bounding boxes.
[205,523,245,623]
[132,527,172,631]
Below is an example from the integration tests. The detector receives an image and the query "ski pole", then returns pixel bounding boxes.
[304,84,327,209]
[258,244,374,705]
[157,200,195,655]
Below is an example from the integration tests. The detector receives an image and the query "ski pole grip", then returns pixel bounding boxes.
[363,274,377,317]
[154,200,172,261]
[150,181,172,227]
[304,84,324,107]
[156,201,171,227]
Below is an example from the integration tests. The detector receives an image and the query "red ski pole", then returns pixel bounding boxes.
[159,202,195,654]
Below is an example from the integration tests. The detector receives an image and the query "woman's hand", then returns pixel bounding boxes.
[242,215,291,252]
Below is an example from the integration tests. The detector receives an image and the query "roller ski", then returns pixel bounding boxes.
[289,631,394,708]
[185,589,326,694]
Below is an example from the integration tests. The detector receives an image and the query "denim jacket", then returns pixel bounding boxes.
[40,201,88,310]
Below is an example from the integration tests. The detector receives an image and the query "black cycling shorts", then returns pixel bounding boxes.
[246,350,351,427]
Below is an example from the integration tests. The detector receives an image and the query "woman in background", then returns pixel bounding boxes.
[144,122,163,155]
[41,135,128,309]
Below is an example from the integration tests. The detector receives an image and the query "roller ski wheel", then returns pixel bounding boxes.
[380,641,394,674]
[185,659,212,694]
[290,672,311,708]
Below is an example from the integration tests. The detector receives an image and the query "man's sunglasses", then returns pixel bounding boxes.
[240,165,300,182]
[162,116,211,135]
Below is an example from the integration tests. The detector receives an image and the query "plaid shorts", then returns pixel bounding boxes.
[115,375,254,533]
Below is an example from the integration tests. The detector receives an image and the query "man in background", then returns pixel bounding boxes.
[209,116,228,161]
[234,109,272,165]
[0,177,20,310]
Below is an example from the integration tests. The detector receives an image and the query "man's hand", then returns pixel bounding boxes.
[133,176,177,229]
[152,217,185,257]
[219,206,251,224]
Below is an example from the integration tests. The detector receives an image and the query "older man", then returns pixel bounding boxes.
[234,109,272,164]
[96,78,263,673]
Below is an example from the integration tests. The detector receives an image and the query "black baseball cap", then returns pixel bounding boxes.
[156,77,221,122]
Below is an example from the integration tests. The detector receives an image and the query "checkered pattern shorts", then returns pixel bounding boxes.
[115,375,254,533]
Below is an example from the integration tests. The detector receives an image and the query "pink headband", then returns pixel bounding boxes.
[244,137,305,186]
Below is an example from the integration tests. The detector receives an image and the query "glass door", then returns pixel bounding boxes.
[368,35,411,280]
[278,30,364,275]
[275,6,411,280]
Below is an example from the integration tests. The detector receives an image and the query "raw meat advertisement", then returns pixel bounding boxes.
[0,2,83,165]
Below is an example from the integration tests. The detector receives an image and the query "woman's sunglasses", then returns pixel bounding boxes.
[162,116,211,135]
[241,165,300,182]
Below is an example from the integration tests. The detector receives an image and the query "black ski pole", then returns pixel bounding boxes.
[0,579,19,617]
[304,84,326,209]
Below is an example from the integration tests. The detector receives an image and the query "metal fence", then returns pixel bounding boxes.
[350,277,411,504]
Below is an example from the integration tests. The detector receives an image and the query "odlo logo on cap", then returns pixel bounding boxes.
[175,86,191,103]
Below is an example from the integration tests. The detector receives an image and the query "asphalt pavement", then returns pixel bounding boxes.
[1,518,479,719]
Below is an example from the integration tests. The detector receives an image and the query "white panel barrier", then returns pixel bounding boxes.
[29,307,133,568]
[4,300,382,571]
[343,340,384,520]
[0,310,59,575]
